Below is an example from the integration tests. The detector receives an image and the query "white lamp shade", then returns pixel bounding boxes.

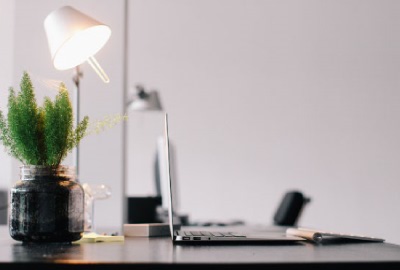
[44,6,111,70]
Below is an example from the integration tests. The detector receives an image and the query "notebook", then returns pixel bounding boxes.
[162,113,305,243]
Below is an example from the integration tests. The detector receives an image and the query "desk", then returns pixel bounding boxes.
[1,225,400,269]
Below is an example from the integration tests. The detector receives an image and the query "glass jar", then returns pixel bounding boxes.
[9,165,84,243]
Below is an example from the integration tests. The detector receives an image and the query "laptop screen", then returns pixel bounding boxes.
[163,113,177,240]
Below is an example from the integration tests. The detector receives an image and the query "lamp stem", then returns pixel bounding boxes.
[73,66,82,179]
[87,56,110,83]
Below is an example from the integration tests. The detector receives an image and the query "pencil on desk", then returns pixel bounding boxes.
[286,228,323,243]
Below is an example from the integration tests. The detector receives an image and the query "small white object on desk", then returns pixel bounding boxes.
[123,223,171,237]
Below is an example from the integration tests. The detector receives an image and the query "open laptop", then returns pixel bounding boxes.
[163,113,305,243]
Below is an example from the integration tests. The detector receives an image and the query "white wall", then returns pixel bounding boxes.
[0,0,15,190]
[12,0,125,231]
[127,0,400,244]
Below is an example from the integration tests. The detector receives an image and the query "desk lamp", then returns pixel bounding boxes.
[124,85,163,224]
[127,85,163,111]
[44,5,112,176]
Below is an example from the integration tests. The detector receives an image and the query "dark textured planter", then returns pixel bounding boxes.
[9,165,84,243]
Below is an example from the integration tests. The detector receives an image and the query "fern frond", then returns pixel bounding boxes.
[44,84,74,166]
[0,110,23,163]
[66,116,89,151]
[86,114,128,136]
[7,72,42,165]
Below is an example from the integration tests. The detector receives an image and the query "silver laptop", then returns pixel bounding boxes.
[163,113,305,243]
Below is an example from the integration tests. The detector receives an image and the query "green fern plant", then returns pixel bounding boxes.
[0,71,89,166]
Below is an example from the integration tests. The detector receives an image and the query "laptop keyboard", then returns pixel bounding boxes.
[183,231,246,237]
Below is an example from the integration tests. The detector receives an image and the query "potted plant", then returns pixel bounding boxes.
[0,71,90,242]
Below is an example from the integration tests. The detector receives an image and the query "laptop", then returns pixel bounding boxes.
[163,113,305,243]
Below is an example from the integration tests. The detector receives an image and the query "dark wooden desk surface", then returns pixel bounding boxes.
[1,225,400,269]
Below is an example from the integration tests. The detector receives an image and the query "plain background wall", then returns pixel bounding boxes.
[128,0,400,244]
[0,0,14,190]
[1,0,400,245]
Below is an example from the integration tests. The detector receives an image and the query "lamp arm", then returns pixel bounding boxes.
[72,66,82,178]
[87,56,110,83]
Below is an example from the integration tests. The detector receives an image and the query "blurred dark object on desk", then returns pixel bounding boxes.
[127,196,162,223]
[273,190,311,226]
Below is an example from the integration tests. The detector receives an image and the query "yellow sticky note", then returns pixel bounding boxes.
[74,232,125,243]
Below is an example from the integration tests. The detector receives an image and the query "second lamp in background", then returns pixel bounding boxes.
[128,85,163,111]
[125,84,166,224]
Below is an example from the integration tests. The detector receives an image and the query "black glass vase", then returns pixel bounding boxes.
[9,165,84,243]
